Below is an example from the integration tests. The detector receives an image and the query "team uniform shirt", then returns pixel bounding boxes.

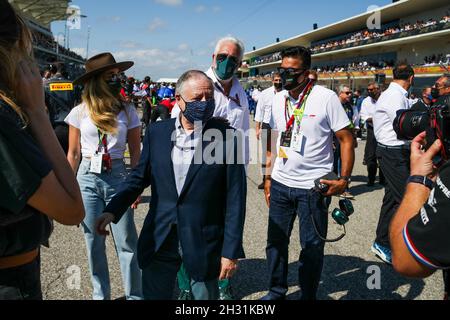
[269,85,350,189]
[255,86,277,124]
[403,161,450,269]
[65,103,141,160]
[373,82,412,146]
[172,68,250,164]
[360,96,377,126]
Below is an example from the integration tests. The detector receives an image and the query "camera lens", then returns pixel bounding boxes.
[394,110,430,140]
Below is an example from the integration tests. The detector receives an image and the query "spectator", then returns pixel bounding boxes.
[262,46,354,300]
[65,53,143,300]
[96,70,247,300]
[0,0,84,300]
[372,63,415,265]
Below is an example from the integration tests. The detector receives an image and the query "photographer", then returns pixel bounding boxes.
[390,74,450,284]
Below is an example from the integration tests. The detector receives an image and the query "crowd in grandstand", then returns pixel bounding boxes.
[251,52,281,66]
[313,60,396,73]
[310,15,450,53]
[423,53,450,66]
[250,15,450,67]
[33,29,84,61]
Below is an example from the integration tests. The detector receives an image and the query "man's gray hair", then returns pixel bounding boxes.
[176,70,213,96]
[368,82,380,88]
[214,36,245,62]
[338,84,350,94]
[442,73,450,87]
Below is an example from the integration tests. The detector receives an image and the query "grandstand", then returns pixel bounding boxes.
[10,0,85,79]
[241,0,450,93]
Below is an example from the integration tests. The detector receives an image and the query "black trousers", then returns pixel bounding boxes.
[444,270,450,293]
[0,256,41,300]
[54,124,69,154]
[260,123,271,179]
[142,100,152,126]
[375,145,410,248]
[364,126,385,184]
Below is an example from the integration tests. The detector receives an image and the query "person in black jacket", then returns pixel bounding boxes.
[96,70,247,300]
[390,74,450,299]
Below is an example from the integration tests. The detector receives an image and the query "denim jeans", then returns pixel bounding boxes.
[0,256,41,300]
[142,226,219,300]
[77,158,142,300]
[266,179,328,300]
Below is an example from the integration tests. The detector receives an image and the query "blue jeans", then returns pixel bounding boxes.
[77,159,142,300]
[141,226,219,300]
[266,179,328,300]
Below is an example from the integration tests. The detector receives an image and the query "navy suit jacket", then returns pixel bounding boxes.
[105,118,247,281]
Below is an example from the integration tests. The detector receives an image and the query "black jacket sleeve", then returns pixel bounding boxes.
[104,126,152,223]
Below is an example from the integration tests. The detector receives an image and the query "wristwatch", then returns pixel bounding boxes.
[407,175,435,190]
[340,176,352,184]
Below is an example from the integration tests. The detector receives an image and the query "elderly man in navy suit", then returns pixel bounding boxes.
[96,70,247,300]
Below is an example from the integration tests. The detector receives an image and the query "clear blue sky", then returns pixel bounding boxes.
[51,0,391,80]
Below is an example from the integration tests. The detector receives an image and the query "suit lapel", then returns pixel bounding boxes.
[162,119,179,197]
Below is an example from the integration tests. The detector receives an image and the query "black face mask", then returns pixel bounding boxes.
[107,78,122,96]
[431,88,441,100]
[281,69,307,91]
[274,82,283,90]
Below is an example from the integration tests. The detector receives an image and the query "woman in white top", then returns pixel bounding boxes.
[65,53,142,300]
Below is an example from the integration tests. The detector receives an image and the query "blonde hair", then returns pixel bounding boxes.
[0,12,34,126]
[81,74,122,135]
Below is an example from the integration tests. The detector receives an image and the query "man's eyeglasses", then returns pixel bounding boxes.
[367,88,375,92]
[344,92,352,95]
[277,67,306,75]
[434,83,449,89]
[216,54,239,64]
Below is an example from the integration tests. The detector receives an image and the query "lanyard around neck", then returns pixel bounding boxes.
[285,81,314,131]
[97,129,108,153]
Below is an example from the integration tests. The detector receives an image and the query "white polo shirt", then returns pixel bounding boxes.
[360,96,377,123]
[270,85,350,189]
[373,82,412,146]
[255,86,276,124]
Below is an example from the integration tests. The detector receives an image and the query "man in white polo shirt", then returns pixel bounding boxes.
[360,82,385,187]
[262,46,355,300]
[372,64,415,265]
[255,72,283,189]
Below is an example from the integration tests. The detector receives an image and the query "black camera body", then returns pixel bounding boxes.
[394,95,450,164]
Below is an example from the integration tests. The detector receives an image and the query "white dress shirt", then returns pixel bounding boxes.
[373,82,412,146]
[255,86,277,124]
[172,115,202,195]
[360,96,377,125]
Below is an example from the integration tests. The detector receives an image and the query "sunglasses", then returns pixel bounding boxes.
[216,54,239,64]
[344,92,352,95]
[434,83,449,89]
[277,67,306,75]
